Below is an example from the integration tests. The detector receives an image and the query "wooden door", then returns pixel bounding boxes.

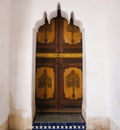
[36,10,83,112]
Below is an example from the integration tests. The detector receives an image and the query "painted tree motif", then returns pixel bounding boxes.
[66,70,80,99]
[38,70,52,98]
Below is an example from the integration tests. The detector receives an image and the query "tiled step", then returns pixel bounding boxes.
[32,122,86,130]
[34,112,85,123]
[32,113,86,130]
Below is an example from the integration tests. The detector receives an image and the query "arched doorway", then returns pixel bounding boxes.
[35,8,83,113]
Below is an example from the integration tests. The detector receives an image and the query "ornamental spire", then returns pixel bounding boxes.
[70,11,74,24]
[57,3,61,17]
[44,12,48,24]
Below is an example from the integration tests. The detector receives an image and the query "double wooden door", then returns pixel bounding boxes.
[36,10,83,112]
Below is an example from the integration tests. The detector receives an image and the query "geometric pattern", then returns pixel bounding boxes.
[32,122,86,129]
[32,113,86,130]
[34,112,84,123]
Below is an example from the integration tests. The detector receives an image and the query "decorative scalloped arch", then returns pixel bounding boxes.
[32,3,86,120]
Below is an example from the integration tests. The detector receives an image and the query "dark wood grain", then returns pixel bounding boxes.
[36,9,83,112]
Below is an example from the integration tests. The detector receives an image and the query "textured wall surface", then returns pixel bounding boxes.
[87,117,110,130]
[9,0,109,121]
[9,0,109,129]
[1,0,120,129]
[107,0,120,128]
[0,0,12,127]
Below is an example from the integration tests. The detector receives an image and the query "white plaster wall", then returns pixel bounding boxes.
[10,0,109,122]
[0,0,12,126]
[107,0,120,128]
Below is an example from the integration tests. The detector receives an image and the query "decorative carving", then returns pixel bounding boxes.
[63,19,82,44]
[36,67,55,99]
[66,25,79,33]
[64,67,82,100]
[66,70,80,99]
[37,19,55,44]
[38,70,52,98]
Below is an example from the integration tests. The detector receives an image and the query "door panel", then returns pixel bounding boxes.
[36,58,57,110]
[62,18,82,53]
[63,67,82,100]
[37,19,55,44]
[36,67,55,99]
[60,58,82,110]
[37,18,56,53]
[63,19,82,45]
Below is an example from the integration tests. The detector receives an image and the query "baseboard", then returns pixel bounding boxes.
[8,116,32,130]
[109,119,120,130]
[0,120,8,130]
[87,117,109,130]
